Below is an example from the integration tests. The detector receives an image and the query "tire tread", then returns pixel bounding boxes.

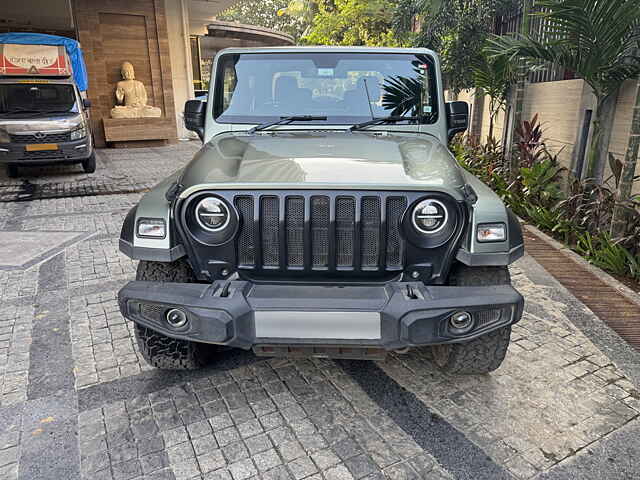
[133,259,204,370]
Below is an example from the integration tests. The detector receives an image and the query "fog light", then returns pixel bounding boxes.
[449,311,474,334]
[166,308,188,328]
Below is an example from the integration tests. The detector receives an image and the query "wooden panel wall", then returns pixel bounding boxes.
[73,0,177,147]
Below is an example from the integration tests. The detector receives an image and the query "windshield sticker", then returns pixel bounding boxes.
[317,68,334,77]
[423,106,433,113]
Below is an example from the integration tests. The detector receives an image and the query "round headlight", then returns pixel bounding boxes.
[412,199,448,234]
[195,197,230,231]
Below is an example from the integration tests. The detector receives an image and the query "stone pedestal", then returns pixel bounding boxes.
[103,118,175,147]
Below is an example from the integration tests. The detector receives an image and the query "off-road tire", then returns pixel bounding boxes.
[431,265,512,374]
[6,165,18,178]
[82,152,96,173]
[133,259,206,370]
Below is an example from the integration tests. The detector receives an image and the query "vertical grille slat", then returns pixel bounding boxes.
[261,196,280,267]
[335,197,355,267]
[286,197,305,267]
[234,193,407,273]
[386,197,408,268]
[360,197,381,269]
[235,196,255,266]
[311,196,330,268]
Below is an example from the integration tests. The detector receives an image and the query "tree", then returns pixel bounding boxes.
[472,50,517,141]
[395,0,518,93]
[611,76,640,238]
[218,0,306,40]
[299,0,410,47]
[488,0,640,184]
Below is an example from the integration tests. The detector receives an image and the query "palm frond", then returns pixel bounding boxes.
[487,0,640,97]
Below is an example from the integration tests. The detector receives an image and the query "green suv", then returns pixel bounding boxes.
[118,47,524,374]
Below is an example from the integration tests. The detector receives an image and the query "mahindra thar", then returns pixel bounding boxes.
[118,47,524,374]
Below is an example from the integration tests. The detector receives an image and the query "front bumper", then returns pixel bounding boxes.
[118,280,524,351]
[0,138,92,165]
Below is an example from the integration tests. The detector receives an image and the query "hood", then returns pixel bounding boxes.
[179,131,466,198]
[0,113,83,134]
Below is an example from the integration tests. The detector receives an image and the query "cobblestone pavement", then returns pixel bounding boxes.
[0,145,639,480]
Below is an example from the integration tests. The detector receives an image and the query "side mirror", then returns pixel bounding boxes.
[82,98,92,109]
[446,101,469,141]
[184,100,206,141]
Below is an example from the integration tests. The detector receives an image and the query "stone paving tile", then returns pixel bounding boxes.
[0,269,34,407]
[71,288,152,389]
[67,238,137,289]
[0,269,38,302]
[77,359,451,480]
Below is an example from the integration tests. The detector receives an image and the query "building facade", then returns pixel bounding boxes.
[1,0,293,147]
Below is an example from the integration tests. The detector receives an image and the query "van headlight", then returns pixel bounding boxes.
[70,123,87,141]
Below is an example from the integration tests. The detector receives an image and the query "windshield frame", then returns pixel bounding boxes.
[211,51,440,127]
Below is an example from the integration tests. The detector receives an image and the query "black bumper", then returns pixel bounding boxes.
[118,280,524,350]
[0,138,92,165]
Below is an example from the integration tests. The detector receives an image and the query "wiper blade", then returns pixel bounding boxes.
[350,115,419,131]
[248,115,327,134]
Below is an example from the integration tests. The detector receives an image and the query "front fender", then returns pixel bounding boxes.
[455,172,524,267]
[119,173,186,262]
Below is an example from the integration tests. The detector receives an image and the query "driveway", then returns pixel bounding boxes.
[0,145,638,480]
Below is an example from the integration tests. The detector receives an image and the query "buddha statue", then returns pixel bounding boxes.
[110,61,161,119]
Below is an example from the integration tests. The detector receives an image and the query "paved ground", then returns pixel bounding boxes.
[0,145,639,480]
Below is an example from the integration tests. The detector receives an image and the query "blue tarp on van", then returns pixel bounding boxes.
[0,32,88,91]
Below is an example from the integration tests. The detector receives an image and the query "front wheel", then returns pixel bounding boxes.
[431,326,512,375]
[82,152,96,173]
[133,259,206,370]
[6,165,18,178]
[430,265,513,374]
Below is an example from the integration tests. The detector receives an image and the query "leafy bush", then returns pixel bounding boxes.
[576,232,640,281]
[452,115,640,283]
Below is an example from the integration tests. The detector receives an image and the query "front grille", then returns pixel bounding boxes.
[140,303,167,322]
[235,193,408,273]
[23,150,66,159]
[11,132,71,143]
[261,196,280,267]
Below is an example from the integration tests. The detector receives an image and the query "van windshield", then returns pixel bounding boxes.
[0,83,79,116]
[213,52,438,126]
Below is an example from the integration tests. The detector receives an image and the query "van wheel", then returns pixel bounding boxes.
[133,259,207,370]
[82,153,96,173]
[6,165,18,178]
[430,265,512,374]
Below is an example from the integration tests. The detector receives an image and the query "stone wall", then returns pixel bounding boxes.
[74,0,178,147]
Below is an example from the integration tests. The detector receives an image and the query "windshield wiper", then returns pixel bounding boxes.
[350,115,420,131]
[248,115,327,134]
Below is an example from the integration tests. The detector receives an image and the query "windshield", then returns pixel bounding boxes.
[0,83,79,116]
[213,52,438,126]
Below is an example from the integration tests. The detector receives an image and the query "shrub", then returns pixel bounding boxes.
[452,115,640,284]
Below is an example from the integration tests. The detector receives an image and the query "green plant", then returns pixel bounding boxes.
[576,232,640,280]
[472,48,517,141]
[518,158,565,208]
